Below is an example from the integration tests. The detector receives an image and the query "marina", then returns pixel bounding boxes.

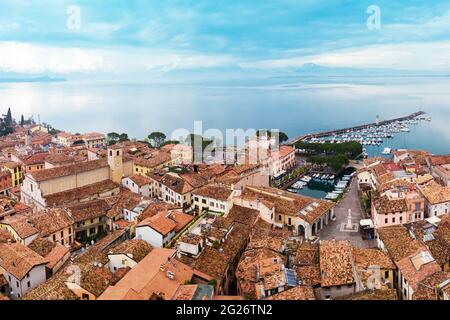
[288,111,429,148]
[286,170,356,200]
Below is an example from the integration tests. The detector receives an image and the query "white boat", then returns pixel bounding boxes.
[382,147,392,155]
[300,176,312,183]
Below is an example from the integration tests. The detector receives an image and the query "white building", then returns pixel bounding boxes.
[107,239,153,273]
[121,175,152,198]
[419,181,450,217]
[136,210,193,248]
[0,243,48,299]
[192,184,235,215]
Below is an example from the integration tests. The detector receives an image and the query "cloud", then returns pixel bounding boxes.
[0,41,236,75]
[239,41,450,71]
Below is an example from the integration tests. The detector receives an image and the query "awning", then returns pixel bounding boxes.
[273,170,286,179]
[360,219,374,229]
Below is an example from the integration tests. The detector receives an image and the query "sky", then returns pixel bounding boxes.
[1,0,450,81]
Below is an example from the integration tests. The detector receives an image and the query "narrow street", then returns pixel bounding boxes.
[320,178,376,248]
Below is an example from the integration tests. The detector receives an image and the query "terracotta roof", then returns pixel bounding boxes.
[336,288,398,300]
[413,271,450,300]
[98,248,212,300]
[0,214,39,239]
[189,223,252,281]
[236,248,285,299]
[246,220,290,253]
[319,240,355,287]
[22,270,79,300]
[148,172,194,194]
[426,237,450,266]
[228,205,259,227]
[172,284,214,300]
[137,214,176,236]
[134,152,172,168]
[28,237,57,257]
[419,181,450,205]
[179,172,208,189]
[0,242,48,280]
[23,152,49,165]
[28,208,74,237]
[0,228,13,243]
[193,184,233,201]
[129,175,151,187]
[395,249,441,292]
[170,211,194,232]
[374,195,408,214]
[377,225,423,262]
[266,285,315,300]
[296,265,321,287]
[241,186,334,224]
[44,153,75,165]
[429,154,450,166]
[138,202,181,222]
[44,179,120,207]
[293,242,319,266]
[109,239,153,263]
[352,248,395,270]
[105,191,144,219]
[66,199,110,223]
[29,159,108,182]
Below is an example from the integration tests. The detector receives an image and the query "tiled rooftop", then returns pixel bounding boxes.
[0,242,48,280]
[319,240,355,287]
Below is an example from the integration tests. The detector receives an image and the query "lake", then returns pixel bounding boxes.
[0,76,449,156]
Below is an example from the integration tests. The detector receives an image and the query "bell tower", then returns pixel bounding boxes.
[108,147,123,184]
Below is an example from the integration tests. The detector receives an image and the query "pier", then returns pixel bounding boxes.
[287,111,426,146]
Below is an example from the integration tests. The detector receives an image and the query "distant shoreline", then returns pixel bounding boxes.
[0,76,66,83]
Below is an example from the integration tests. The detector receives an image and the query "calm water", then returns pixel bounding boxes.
[0,77,449,155]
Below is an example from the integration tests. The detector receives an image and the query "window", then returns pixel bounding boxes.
[385,218,388,224]
[27,281,31,288]
[53,234,56,241]
[288,217,292,225]
[61,231,64,237]
[385,271,389,279]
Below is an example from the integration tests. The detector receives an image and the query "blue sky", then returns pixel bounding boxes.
[1,0,450,79]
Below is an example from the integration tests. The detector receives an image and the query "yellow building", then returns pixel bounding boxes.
[133,151,176,177]
[2,162,23,187]
[30,124,49,134]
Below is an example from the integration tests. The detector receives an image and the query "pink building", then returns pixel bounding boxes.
[372,188,425,228]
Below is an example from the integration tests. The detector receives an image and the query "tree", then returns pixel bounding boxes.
[20,114,24,127]
[106,132,120,145]
[5,108,12,127]
[118,133,129,142]
[148,131,166,148]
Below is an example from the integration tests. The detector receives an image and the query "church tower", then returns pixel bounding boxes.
[108,147,124,184]
[25,129,32,146]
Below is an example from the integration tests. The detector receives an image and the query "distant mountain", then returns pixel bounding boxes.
[289,63,450,77]
[0,75,66,83]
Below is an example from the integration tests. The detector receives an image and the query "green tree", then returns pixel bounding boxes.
[5,108,12,127]
[119,133,129,142]
[106,132,120,145]
[148,131,166,148]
